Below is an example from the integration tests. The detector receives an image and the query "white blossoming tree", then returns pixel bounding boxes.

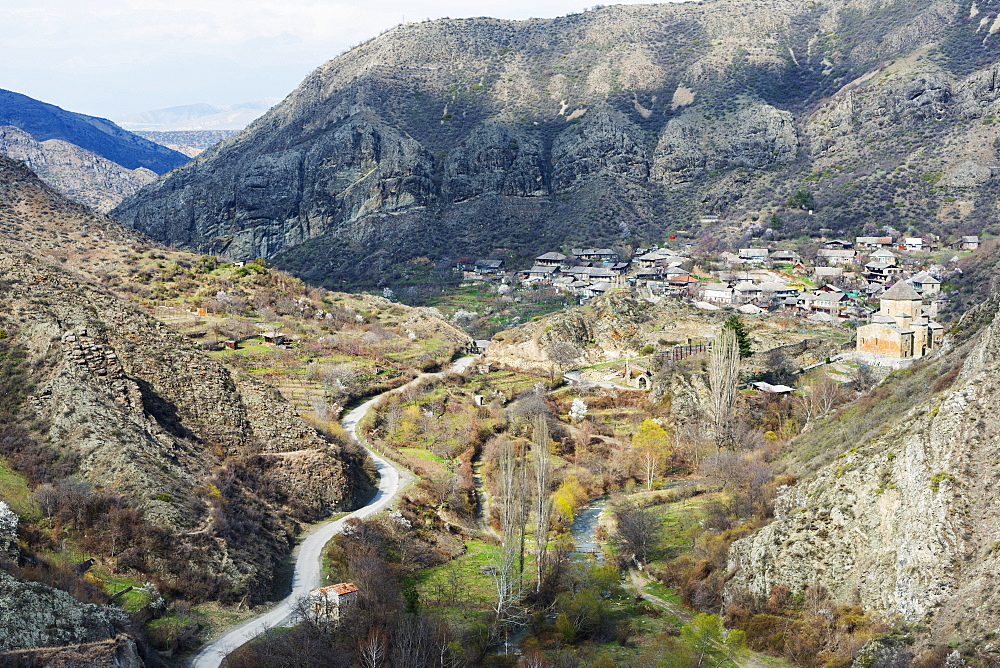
[0,501,18,539]
[569,398,588,422]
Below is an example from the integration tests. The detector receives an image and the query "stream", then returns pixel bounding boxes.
[568,497,608,561]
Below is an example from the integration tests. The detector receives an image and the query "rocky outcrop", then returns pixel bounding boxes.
[444,123,547,200]
[0,636,145,668]
[485,290,837,373]
[0,570,128,652]
[551,109,650,188]
[726,296,1000,643]
[0,126,156,212]
[652,104,798,184]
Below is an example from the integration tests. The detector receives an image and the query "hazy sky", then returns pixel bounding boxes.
[3,0,676,120]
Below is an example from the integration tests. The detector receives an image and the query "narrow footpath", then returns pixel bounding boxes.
[189,357,474,668]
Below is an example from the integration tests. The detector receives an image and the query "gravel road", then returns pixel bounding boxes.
[190,357,474,667]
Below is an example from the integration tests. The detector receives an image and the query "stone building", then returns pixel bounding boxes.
[856,282,943,360]
[309,582,359,621]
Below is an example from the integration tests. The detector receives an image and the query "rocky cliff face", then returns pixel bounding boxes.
[113,0,1000,287]
[726,294,1000,647]
[0,126,156,212]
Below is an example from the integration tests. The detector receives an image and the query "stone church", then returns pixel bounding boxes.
[856,281,943,360]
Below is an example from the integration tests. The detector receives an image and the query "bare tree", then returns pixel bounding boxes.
[710,326,740,450]
[357,627,388,668]
[532,415,552,593]
[493,437,526,639]
[795,372,843,422]
[613,504,660,567]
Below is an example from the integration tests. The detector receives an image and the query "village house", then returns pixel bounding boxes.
[855,236,895,250]
[261,331,286,346]
[870,248,898,265]
[667,274,700,293]
[856,281,943,360]
[578,281,612,300]
[822,239,854,250]
[535,252,567,266]
[455,260,478,279]
[769,250,802,264]
[633,267,664,282]
[572,248,619,262]
[953,235,980,251]
[473,259,505,276]
[816,248,857,266]
[904,237,930,252]
[564,266,615,282]
[635,249,682,269]
[733,282,762,303]
[814,266,844,283]
[703,283,735,305]
[523,265,560,283]
[908,271,941,297]
[799,288,850,317]
[759,282,800,302]
[864,261,899,284]
[738,248,769,264]
[309,583,359,621]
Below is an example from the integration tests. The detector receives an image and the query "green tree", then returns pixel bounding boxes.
[722,315,753,359]
[680,614,746,668]
[787,189,815,210]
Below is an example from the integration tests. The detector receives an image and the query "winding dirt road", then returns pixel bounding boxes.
[190,357,474,668]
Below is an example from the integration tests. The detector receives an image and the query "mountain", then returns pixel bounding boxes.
[0,89,188,175]
[114,99,279,132]
[111,0,1000,288]
[0,125,156,212]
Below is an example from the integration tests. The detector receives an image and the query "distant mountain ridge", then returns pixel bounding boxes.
[0,89,188,174]
[112,0,1000,289]
[0,125,156,213]
[115,99,279,132]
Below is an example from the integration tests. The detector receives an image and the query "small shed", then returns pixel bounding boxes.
[262,332,286,346]
[223,340,238,350]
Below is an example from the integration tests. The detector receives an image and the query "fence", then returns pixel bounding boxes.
[655,343,710,362]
